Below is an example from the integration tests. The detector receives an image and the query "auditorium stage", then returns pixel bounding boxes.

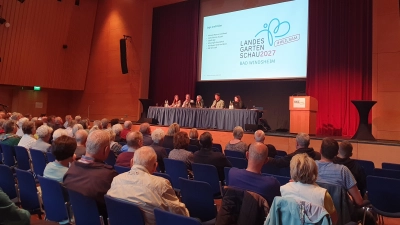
[132,124,400,168]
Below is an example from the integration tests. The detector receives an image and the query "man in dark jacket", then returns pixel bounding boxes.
[333,140,367,196]
[268,132,320,168]
[193,132,232,182]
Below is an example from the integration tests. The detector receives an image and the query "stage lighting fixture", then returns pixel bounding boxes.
[0,18,6,24]
[17,0,25,3]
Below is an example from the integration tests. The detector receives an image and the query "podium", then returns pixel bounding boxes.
[289,96,318,135]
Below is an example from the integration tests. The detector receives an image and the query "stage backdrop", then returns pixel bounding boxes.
[149,0,199,106]
[306,0,372,136]
[149,0,372,136]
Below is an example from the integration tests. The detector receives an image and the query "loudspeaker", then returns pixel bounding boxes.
[137,118,158,125]
[245,124,258,132]
[120,39,128,74]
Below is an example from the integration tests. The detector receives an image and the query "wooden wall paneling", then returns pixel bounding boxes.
[0,0,97,90]
[11,90,48,117]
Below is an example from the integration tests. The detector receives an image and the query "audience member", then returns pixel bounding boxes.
[0,188,30,225]
[0,119,5,138]
[110,118,120,127]
[18,121,37,150]
[315,138,377,225]
[193,132,232,182]
[79,119,89,132]
[63,130,117,222]
[52,117,64,130]
[253,130,277,158]
[225,126,248,154]
[64,115,72,128]
[162,123,180,150]
[65,120,76,137]
[44,135,76,182]
[31,125,53,152]
[333,141,367,196]
[106,129,122,157]
[189,128,200,148]
[93,120,103,130]
[112,124,124,143]
[120,120,132,140]
[229,142,281,206]
[140,123,153,146]
[0,120,20,146]
[281,153,337,224]
[72,123,84,137]
[169,131,194,170]
[107,146,189,225]
[74,115,82,123]
[101,118,109,130]
[74,129,88,159]
[116,131,143,167]
[150,128,168,172]
[89,125,100,133]
[53,128,68,141]
[10,112,22,122]
[0,111,6,119]
[16,117,29,137]
[268,133,321,168]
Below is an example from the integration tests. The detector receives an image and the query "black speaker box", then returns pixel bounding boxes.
[137,118,158,125]
[120,39,128,74]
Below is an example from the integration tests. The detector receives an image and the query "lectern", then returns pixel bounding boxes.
[289,96,318,135]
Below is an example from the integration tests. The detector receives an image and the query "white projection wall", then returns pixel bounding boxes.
[200,0,309,81]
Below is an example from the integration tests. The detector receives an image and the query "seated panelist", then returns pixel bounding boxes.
[195,95,204,108]
[170,95,181,107]
[233,95,245,109]
[211,93,225,109]
[181,94,192,108]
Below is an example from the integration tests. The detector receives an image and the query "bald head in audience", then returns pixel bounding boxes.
[126,131,143,151]
[131,146,158,173]
[85,130,110,161]
[254,130,265,143]
[101,118,109,130]
[124,120,132,130]
[75,129,88,146]
[139,123,151,135]
[246,142,269,172]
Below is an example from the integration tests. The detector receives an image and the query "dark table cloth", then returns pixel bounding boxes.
[148,106,259,131]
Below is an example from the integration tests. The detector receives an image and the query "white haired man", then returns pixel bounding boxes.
[107,146,189,225]
[31,125,53,152]
[150,128,168,172]
[120,120,132,140]
[268,132,321,168]
[139,123,153,146]
[52,128,68,141]
[112,124,124,143]
[253,130,277,158]
[74,129,88,159]
[16,117,29,137]
[116,131,143,167]
[101,118,109,130]
[63,130,118,223]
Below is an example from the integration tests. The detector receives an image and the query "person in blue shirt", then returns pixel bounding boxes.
[228,142,280,206]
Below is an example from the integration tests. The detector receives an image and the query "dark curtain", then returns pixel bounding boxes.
[306,0,372,136]
[149,0,199,106]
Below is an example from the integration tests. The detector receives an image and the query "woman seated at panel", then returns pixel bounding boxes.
[233,95,246,109]
[280,153,338,224]
[170,95,181,107]
[168,131,194,171]
[225,126,248,154]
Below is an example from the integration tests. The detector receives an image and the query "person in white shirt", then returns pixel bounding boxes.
[18,121,37,152]
[16,117,29,137]
[280,153,337,224]
[107,146,189,225]
[53,128,68,141]
[31,125,53,153]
